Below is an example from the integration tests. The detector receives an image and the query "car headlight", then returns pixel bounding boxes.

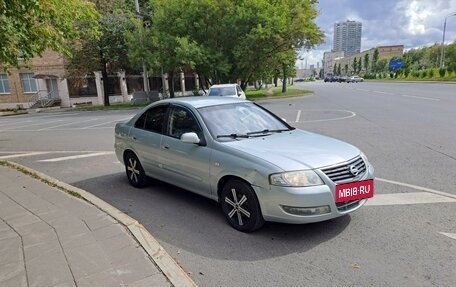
[269,170,324,187]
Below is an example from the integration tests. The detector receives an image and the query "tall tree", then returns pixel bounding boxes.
[130,0,324,94]
[67,0,137,105]
[357,57,362,74]
[352,57,357,75]
[372,48,379,72]
[0,0,99,70]
[364,53,370,73]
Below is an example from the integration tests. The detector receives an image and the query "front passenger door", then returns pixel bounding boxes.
[160,105,212,196]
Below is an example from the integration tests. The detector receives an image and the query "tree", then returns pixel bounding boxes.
[344,64,348,75]
[130,0,324,95]
[372,48,379,72]
[357,57,362,74]
[364,53,370,72]
[67,0,137,105]
[0,0,99,70]
[337,63,341,75]
[352,57,357,75]
[333,63,337,75]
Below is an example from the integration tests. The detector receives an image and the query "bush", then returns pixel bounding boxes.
[411,70,420,77]
[420,70,427,78]
[428,69,434,78]
[439,68,446,77]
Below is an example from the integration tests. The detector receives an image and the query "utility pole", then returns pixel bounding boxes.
[135,0,150,92]
[440,12,456,68]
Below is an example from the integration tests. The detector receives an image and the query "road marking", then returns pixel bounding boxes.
[82,118,131,129]
[299,109,356,123]
[376,178,456,200]
[356,88,370,92]
[373,91,394,95]
[0,119,65,132]
[37,118,100,131]
[400,94,440,101]
[439,232,456,240]
[365,192,456,206]
[295,110,302,123]
[38,152,114,162]
[0,152,50,160]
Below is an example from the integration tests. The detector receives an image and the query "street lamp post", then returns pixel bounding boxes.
[440,12,456,68]
[134,0,150,92]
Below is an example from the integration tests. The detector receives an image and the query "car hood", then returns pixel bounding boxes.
[223,129,360,170]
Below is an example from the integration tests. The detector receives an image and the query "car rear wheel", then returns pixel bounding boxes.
[124,152,148,188]
[221,179,264,232]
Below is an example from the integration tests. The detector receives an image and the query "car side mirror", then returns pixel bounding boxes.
[181,132,201,145]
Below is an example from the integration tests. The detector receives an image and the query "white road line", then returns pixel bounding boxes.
[365,192,456,206]
[0,119,65,131]
[37,118,100,131]
[38,152,114,162]
[376,178,456,200]
[439,232,456,240]
[295,110,302,123]
[373,91,394,95]
[0,152,50,160]
[400,94,440,101]
[82,118,131,129]
[300,110,356,123]
[356,88,370,92]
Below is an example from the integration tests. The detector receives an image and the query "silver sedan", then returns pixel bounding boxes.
[115,97,374,232]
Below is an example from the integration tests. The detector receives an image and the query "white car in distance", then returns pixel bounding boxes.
[207,84,246,99]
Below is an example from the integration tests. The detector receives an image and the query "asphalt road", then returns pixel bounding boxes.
[1,81,455,287]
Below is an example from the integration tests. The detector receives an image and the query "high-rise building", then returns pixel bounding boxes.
[333,20,362,57]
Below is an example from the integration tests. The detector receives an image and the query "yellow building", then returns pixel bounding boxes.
[333,45,404,75]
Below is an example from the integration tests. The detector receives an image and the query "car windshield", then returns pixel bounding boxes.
[197,102,291,141]
[208,86,236,97]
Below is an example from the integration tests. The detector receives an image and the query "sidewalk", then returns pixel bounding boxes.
[0,163,196,287]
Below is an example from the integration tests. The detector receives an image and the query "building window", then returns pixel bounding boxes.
[20,73,38,93]
[0,74,10,94]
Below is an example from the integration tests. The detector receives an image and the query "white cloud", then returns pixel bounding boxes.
[304,0,456,67]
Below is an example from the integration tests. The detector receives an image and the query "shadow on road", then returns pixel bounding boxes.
[73,173,351,261]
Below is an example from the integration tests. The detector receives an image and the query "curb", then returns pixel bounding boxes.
[3,161,197,287]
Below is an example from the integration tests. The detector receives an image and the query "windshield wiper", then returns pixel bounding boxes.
[247,128,290,136]
[217,133,250,139]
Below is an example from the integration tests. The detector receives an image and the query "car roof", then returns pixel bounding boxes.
[153,96,249,109]
[209,84,238,88]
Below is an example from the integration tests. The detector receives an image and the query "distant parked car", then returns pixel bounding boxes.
[294,78,305,82]
[328,76,339,82]
[347,76,364,83]
[207,84,246,99]
[337,76,347,83]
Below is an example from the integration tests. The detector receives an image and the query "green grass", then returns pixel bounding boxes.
[246,87,312,100]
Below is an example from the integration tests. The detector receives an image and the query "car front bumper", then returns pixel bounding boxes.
[253,165,374,224]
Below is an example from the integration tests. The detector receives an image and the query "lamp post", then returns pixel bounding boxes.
[440,12,456,68]
[134,0,150,92]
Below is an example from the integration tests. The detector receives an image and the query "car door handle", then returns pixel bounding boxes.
[162,145,169,150]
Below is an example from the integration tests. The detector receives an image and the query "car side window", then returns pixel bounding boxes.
[134,105,167,133]
[167,106,201,139]
[236,85,242,94]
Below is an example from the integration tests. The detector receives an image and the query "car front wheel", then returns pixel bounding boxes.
[124,152,148,188]
[221,179,264,232]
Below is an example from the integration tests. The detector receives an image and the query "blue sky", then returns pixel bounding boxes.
[299,0,456,68]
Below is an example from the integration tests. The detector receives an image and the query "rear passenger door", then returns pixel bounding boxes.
[129,105,168,177]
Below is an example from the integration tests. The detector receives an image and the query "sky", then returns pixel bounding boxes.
[298,0,456,68]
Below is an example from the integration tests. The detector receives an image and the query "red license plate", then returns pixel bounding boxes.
[335,179,374,203]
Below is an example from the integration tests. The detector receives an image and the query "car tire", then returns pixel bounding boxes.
[221,179,265,232]
[124,152,148,188]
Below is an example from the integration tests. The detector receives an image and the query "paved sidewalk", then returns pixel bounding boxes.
[0,164,185,287]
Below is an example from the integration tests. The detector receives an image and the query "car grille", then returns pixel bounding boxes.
[336,200,360,212]
[320,156,366,183]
